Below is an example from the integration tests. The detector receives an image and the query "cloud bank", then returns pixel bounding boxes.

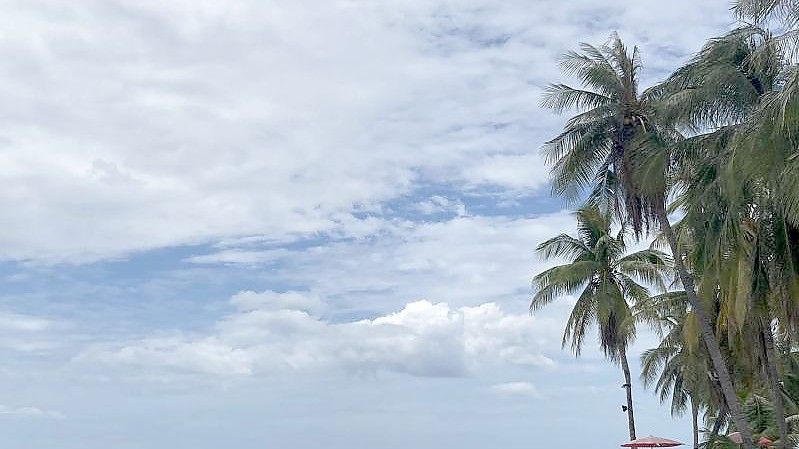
[78,294,559,380]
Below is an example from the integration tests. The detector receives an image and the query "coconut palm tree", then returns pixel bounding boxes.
[639,291,730,449]
[658,21,798,448]
[531,205,670,439]
[671,156,795,449]
[540,33,758,448]
[734,0,799,23]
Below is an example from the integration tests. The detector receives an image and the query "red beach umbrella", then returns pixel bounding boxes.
[621,435,685,448]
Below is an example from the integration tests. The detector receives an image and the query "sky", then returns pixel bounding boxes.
[0,1,737,448]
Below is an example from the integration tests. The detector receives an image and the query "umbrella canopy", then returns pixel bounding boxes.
[621,436,685,447]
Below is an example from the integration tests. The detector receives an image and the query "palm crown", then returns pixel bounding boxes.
[531,206,670,360]
[541,33,663,235]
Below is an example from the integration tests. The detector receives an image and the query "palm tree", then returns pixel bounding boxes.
[667,146,798,449]
[640,292,723,449]
[540,33,758,448]
[734,0,799,23]
[672,155,795,449]
[658,21,797,449]
[531,205,670,439]
[719,12,799,447]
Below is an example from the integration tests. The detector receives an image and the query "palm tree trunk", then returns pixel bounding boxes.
[692,396,700,449]
[655,208,755,449]
[760,318,789,449]
[709,403,727,444]
[620,345,637,440]
[709,402,727,445]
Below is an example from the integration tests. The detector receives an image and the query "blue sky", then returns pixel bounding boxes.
[0,1,735,447]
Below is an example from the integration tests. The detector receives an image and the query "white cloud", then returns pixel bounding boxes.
[490,381,541,398]
[76,297,557,380]
[0,1,735,446]
[64,210,593,385]
[461,153,550,190]
[416,196,467,216]
[0,312,62,353]
[230,290,326,315]
[185,249,293,265]
[0,312,51,332]
[188,212,578,313]
[0,0,730,263]
[0,404,64,419]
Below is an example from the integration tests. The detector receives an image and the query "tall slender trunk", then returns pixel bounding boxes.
[655,208,755,449]
[761,318,789,449]
[692,397,700,449]
[620,345,636,440]
[709,403,728,445]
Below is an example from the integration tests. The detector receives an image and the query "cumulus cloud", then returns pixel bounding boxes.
[76,295,557,380]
